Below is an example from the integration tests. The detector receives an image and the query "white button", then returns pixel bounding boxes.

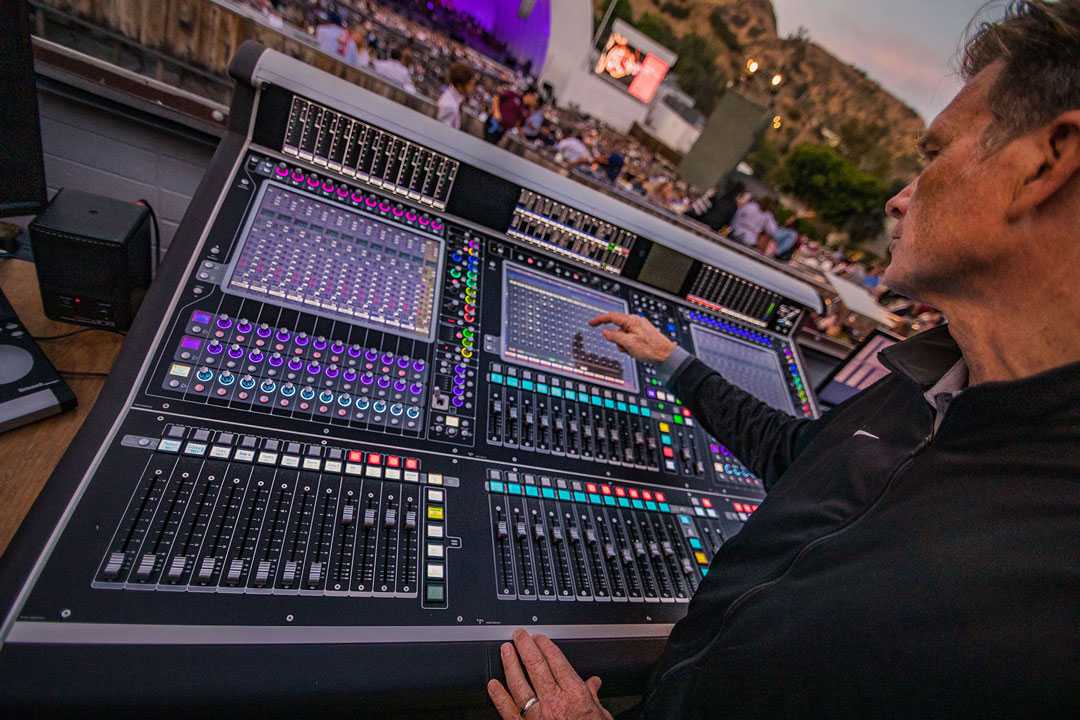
[384,468,401,480]
[403,471,420,483]
[280,455,300,468]
[345,463,364,476]
[303,458,322,470]
[427,544,444,558]
[428,524,444,538]
[323,461,342,473]
[158,439,182,453]
[445,416,460,427]
[427,489,444,502]
[210,446,231,459]
[234,449,255,462]
[427,473,443,485]
[257,451,278,465]
[365,466,382,478]
[427,564,444,579]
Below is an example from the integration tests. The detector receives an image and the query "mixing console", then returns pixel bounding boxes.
[0,43,822,712]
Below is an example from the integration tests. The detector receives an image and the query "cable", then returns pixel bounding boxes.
[58,370,110,378]
[32,328,126,341]
[136,198,161,277]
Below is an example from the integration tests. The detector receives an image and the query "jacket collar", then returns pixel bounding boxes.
[877,324,963,391]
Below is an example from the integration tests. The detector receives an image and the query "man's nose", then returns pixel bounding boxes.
[885,182,914,219]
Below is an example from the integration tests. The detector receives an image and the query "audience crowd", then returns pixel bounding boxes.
[244,0,939,344]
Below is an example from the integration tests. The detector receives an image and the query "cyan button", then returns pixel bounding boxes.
[629,405,640,415]
[616,402,627,412]
[573,491,588,504]
[645,501,658,512]
[488,481,505,493]
[541,487,556,499]
[661,435,672,445]
[588,493,602,505]
[525,486,539,497]
[490,373,504,384]
[507,483,522,495]
[537,383,549,394]
[618,497,630,508]
[641,407,652,417]
[631,499,644,510]
[603,399,615,409]
[522,380,534,391]
[603,496,616,506]
[659,502,671,513]
[507,377,520,388]
[590,396,602,406]
[689,537,703,549]
[558,489,572,501]
[679,515,692,524]
[551,387,563,398]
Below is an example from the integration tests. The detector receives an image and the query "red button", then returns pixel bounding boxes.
[586,483,597,493]
[348,450,364,463]
[386,455,401,468]
[367,453,382,465]
[682,408,691,417]
[404,457,419,470]
[733,502,744,513]
[662,447,674,458]
[655,492,666,502]
[629,488,640,499]
[615,487,626,497]
[702,498,713,508]
[601,486,611,495]
[642,491,653,500]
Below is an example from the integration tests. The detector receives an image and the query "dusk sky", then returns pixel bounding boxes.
[771,0,993,123]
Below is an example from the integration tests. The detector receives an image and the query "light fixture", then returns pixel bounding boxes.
[745,58,759,74]
[771,73,783,87]
[772,115,783,130]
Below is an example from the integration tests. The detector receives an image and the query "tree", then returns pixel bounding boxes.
[746,135,782,184]
[708,8,741,52]
[635,13,677,50]
[672,34,726,115]
[778,144,889,241]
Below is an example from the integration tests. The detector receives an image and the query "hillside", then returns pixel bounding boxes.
[608,0,926,180]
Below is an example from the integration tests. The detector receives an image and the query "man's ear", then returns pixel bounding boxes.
[1007,110,1080,221]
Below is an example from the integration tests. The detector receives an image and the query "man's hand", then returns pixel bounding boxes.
[589,312,676,365]
[487,629,612,720]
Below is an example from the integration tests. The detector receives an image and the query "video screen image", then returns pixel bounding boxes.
[223,182,442,342]
[689,324,796,415]
[501,262,638,393]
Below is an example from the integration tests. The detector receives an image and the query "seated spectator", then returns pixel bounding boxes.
[686,180,745,232]
[556,131,594,168]
[315,11,359,66]
[436,62,476,129]
[521,97,546,141]
[730,195,798,255]
[373,46,417,93]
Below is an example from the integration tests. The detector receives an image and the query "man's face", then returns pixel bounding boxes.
[884,63,1025,300]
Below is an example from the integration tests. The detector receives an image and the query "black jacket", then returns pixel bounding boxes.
[640,326,1080,719]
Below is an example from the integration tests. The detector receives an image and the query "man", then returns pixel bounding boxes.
[372,46,416,94]
[485,85,540,144]
[436,62,476,130]
[730,194,798,255]
[486,3,1080,718]
[314,11,359,66]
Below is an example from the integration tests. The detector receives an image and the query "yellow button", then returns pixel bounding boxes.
[427,505,445,520]
[695,551,709,565]
[659,422,670,432]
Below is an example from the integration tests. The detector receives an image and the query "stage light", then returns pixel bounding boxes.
[745,58,759,74]
[772,115,783,130]
[771,73,783,87]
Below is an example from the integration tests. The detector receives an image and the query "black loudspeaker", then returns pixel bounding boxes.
[28,188,153,331]
[678,91,769,189]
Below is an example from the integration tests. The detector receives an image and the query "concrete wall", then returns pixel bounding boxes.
[645,101,701,154]
[36,82,216,255]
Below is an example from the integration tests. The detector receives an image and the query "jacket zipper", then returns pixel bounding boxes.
[643,432,935,715]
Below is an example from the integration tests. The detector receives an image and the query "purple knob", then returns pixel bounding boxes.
[412,359,426,372]
[307,176,320,188]
[291,169,304,182]
[248,349,264,363]
[336,186,349,198]
[392,206,404,217]
[274,165,289,178]
[227,344,244,359]
[330,341,345,354]
[365,349,379,362]
[268,353,284,367]
[409,382,423,395]
[453,374,465,386]
[348,344,362,358]
[431,220,444,232]
[313,336,328,350]
[397,357,409,370]
[451,396,464,408]
[295,333,309,347]
[207,340,223,355]
[236,318,252,334]
[216,315,233,330]
[378,201,390,213]
[343,368,357,382]
[351,191,363,204]
[381,352,394,365]
[287,357,303,371]
[393,379,407,392]
[361,372,374,385]
[321,180,333,193]
[377,375,391,389]
[325,365,340,379]
[452,385,465,396]
[307,361,321,375]
[276,328,291,342]
[405,210,417,222]
[256,323,272,338]
[365,196,377,208]
[418,215,430,226]
[454,364,466,376]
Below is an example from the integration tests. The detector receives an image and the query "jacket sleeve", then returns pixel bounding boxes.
[669,356,823,489]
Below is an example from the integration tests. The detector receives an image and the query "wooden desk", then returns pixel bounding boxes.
[0,259,123,558]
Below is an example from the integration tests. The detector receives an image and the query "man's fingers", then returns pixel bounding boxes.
[586,675,602,701]
[533,634,583,688]
[499,641,535,706]
[512,629,558,697]
[486,679,521,720]
[589,312,632,330]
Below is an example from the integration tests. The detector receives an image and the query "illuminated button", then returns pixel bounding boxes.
[659,422,670,432]
[300,386,315,401]
[390,403,403,416]
[218,371,235,386]
[405,457,419,471]
[337,393,352,407]
[695,551,709,565]
[406,406,421,419]
[259,379,276,393]
[239,375,256,390]
[280,383,296,397]
[319,390,334,404]
[195,367,214,383]
[355,397,370,410]
[372,400,387,414]
[427,506,444,520]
